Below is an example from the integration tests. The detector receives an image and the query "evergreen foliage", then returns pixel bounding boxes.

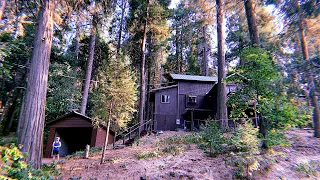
[202,120,225,157]
[225,121,261,179]
[91,50,137,131]
[227,47,311,145]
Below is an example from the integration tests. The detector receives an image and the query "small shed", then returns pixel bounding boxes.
[44,111,114,158]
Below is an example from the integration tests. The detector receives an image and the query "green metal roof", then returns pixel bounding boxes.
[170,74,218,82]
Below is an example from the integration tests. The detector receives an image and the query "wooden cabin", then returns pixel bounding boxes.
[44,111,114,158]
[149,74,239,131]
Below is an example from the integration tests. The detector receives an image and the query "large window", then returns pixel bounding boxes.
[161,95,170,103]
[188,95,197,103]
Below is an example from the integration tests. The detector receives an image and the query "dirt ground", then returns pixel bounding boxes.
[52,129,320,180]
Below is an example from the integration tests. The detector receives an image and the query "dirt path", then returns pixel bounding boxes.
[55,129,320,180]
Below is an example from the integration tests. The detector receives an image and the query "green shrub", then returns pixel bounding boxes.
[0,144,54,179]
[162,145,184,156]
[225,121,261,179]
[202,120,225,157]
[266,129,290,147]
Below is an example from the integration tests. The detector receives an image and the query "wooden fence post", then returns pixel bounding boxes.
[85,144,90,159]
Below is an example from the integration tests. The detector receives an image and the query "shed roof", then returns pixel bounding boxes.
[170,74,218,82]
[46,111,112,131]
[46,111,92,125]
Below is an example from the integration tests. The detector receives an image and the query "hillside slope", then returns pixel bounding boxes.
[54,129,320,180]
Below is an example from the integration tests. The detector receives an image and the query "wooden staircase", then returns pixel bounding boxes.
[112,119,153,149]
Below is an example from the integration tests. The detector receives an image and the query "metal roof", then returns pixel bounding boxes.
[150,85,178,92]
[170,74,218,82]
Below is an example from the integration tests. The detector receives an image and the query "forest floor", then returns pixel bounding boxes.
[52,129,320,180]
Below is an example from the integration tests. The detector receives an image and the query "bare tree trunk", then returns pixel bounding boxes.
[101,100,113,164]
[17,0,55,169]
[180,24,184,73]
[0,0,6,21]
[203,25,208,76]
[244,0,260,46]
[75,12,80,59]
[297,0,320,137]
[138,0,149,133]
[117,0,127,54]
[80,20,97,114]
[175,23,181,73]
[138,1,148,133]
[216,0,228,129]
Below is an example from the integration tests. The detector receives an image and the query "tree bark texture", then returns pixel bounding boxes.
[297,0,320,137]
[203,25,208,76]
[244,0,260,46]
[0,0,6,21]
[138,1,148,133]
[117,0,127,54]
[216,0,228,128]
[17,0,55,169]
[80,33,96,115]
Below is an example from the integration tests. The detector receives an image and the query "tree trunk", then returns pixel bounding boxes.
[138,1,148,133]
[175,23,181,73]
[203,25,208,76]
[117,0,127,54]
[75,12,80,59]
[101,100,113,164]
[297,0,320,137]
[80,23,96,114]
[0,0,6,21]
[244,0,260,46]
[216,0,228,129]
[3,96,18,134]
[17,0,55,169]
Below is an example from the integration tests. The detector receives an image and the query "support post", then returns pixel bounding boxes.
[129,127,131,140]
[113,132,116,148]
[191,110,194,131]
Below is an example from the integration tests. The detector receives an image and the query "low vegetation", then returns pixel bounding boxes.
[156,133,204,146]
[65,147,103,159]
[293,160,320,178]
[0,145,56,179]
[135,150,163,160]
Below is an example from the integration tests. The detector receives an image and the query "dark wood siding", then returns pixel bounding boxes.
[154,87,178,130]
[178,81,215,126]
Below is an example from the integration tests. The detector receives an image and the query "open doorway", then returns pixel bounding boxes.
[55,127,92,157]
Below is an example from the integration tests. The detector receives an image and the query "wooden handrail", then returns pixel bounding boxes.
[113,119,154,147]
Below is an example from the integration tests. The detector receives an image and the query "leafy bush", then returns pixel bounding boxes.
[266,129,290,147]
[0,144,53,179]
[225,121,261,179]
[202,120,225,157]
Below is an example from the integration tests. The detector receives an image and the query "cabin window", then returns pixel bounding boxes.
[161,95,170,103]
[188,96,197,103]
